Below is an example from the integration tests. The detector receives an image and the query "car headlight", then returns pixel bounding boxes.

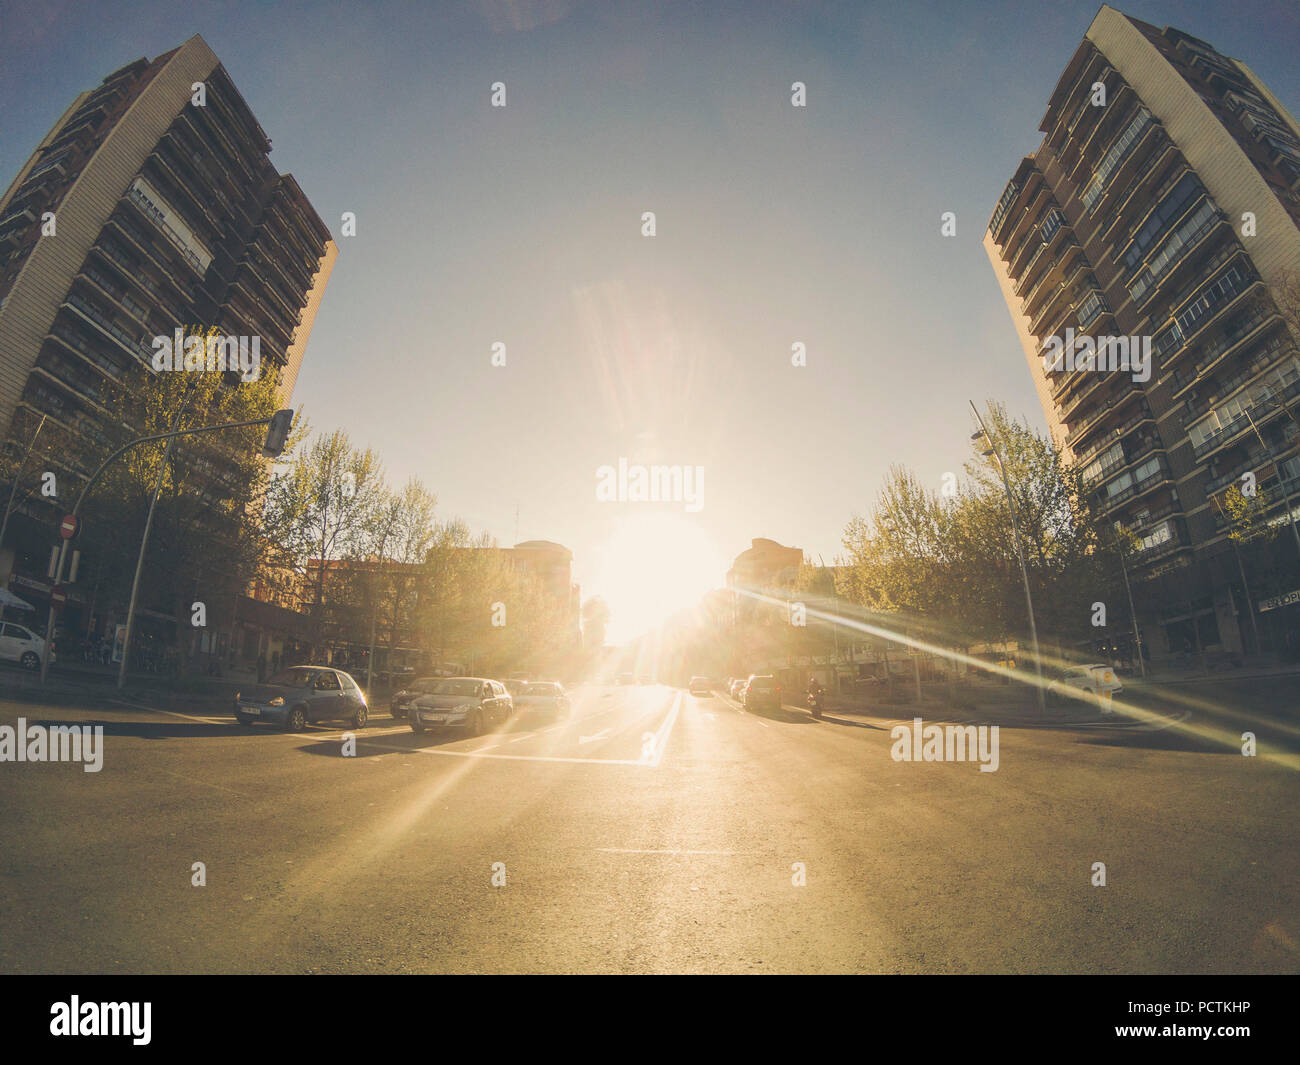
[233,692,240,702]
[268,696,285,707]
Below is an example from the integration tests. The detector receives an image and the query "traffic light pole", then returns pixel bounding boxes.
[39,415,281,684]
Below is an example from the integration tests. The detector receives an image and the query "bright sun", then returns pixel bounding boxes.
[591,513,727,644]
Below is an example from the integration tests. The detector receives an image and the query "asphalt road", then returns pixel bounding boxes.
[0,678,1296,973]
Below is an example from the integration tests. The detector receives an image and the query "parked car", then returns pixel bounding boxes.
[728,678,747,698]
[514,681,570,721]
[742,674,782,711]
[390,676,443,720]
[0,622,52,671]
[1046,664,1122,708]
[234,666,369,730]
[688,676,711,695]
[408,677,513,736]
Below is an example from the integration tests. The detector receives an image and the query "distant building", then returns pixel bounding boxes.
[726,538,803,595]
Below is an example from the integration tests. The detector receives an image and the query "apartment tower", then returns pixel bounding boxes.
[0,35,337,612]
[984,5,1300,659]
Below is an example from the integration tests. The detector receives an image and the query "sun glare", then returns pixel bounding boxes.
[592,513,727,644]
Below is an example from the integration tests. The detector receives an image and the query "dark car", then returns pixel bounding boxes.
[742,675,781,711]
[234,666,369,731]
[688,676,711,696]
[408,677,513,737]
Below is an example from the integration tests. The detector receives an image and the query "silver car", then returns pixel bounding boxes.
[513,681,570,721]
[409,677,513,737]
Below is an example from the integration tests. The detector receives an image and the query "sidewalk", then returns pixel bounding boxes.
[0,659,245,713]
[1122,656,1300,687]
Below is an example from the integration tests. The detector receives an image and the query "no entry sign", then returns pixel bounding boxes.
[50,585,67,609]
[60,514,79,540]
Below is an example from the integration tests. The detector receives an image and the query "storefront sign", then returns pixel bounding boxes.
[1258,588,1300,613]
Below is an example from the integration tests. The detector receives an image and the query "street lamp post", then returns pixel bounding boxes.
[117,383,196,689]
[1115,535,1146,679]
[970,401,1045,711]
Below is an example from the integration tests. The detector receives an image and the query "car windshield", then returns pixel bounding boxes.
[433,679,483,696]
[522,683,560,696]
[749,677,775,688]
[267,669,315,687]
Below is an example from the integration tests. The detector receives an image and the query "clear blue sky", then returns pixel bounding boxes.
[2,1,1298,639]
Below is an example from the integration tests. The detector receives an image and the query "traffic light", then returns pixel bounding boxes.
[262,408,294,458]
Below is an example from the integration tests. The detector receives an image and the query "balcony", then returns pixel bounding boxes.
[1072,408,1157,468]
[1191,372,1300,462]
[1181,305,1277,387]
[1082,106,1157,214]
[63,293,153,365]
[1128,205,1227,309]
[1097,463,1171,512]
[0,207,36,234]
[1132,526,1187,565]
[125,183,207,276]
[47,324,127,380]
[1066,393,1150,452]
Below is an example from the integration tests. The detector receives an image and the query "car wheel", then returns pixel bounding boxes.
[410,721,426,735]
[20,651,39,671]
[352,705,367,729]
[469,710,484,737]
[286,706,307,732]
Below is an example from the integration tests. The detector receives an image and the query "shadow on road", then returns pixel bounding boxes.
[815,713,886,730]
[16,717,242,740]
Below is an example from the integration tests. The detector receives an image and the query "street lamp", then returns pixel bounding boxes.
[40,410,294,684]
[969,401,1045,711]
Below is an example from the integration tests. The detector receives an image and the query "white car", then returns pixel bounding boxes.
[513,681,570,721]
[1047,664,1122,709]
[0,622,51,670]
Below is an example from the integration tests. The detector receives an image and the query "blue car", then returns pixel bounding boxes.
[234,666,369,731]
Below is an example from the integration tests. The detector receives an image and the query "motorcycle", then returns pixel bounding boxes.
[806,688,823,719]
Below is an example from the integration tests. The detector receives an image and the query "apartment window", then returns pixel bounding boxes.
[1140,521,1175,551]
[1122,173,1204,272]
[1083,107,1155,213]
[1040,208,1067,244]
[1175,265,1250,336]
[1083,441,1125,483]
[1077,290,1106,328]
[1128,200,1219,305]
[990,178,1022,235]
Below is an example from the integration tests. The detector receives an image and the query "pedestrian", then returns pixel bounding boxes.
[271,650,280,675]
[257,651,267,683]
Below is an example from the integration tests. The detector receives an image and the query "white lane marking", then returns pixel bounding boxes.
[642,692,681,766]
[597,849,736,855]
[579,727,613,744]
[351,738,648,765]
[108,698,221,725]
[508,732,535,743]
